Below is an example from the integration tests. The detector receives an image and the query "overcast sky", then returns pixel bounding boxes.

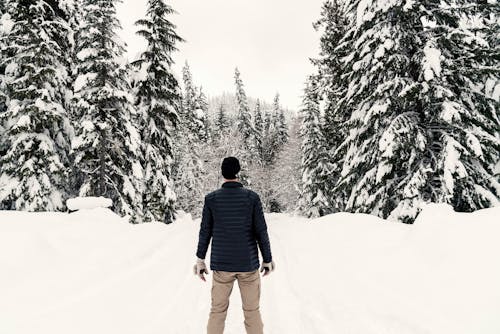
[117,0,323,110]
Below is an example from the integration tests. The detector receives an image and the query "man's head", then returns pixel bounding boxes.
[221,157,241,180]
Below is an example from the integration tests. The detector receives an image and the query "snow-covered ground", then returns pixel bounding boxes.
[0,204,499,334]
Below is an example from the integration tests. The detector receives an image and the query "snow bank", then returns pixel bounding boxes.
[66,196,113,211]
[0,204,498,334]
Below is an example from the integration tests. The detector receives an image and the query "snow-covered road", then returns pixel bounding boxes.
[0,205,499,334]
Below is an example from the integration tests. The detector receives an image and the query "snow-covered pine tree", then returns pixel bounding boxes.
[299,77,331,217]
[234,67,254,150]
[233,67,254,184]
[172,63,206,215]
[181,62,207,142]
[0,0,73,211]
[275,105,289,147]
[263,101,272,135]
[253,99,264,163]
[214,103,230,140]
[312,0,350,211]
[271,93,281,130]
[72,0,143,222]
[0,7,9,135]
[415,0,500,214]
[132,0,183,223]
[197,86,211,142]
[335,0,427,222]
[263,93,286,164]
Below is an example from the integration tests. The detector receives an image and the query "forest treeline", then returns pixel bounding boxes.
[0,0,498,223]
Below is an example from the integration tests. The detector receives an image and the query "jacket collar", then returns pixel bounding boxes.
[222,181,243,188]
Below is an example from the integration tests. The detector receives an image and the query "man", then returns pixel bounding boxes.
[194,156,275,334]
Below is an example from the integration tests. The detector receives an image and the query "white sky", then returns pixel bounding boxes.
[117,0,323,110]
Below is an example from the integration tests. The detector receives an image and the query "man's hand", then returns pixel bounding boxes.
[193,258,209,282]
[260,261,275,276]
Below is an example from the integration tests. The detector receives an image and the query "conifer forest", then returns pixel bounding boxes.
[0,0,498,223]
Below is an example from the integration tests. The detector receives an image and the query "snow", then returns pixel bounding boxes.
[379,127,395,157]
[374,39,394,59]
[0,13,14,35]
[466,133,483,158]
[422,43,442,81]
[0,205,499,334]
[485,77,500,101]
[441,101,462,122]
[356,0,398,27]
[76,48,98,61]
[15,115,30,128]
[376,161,392,183]
[403,0,415,11]
[74,73,97,92]
[66,197,113,211]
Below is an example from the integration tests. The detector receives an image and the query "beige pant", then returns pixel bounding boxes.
[207,269,264,334]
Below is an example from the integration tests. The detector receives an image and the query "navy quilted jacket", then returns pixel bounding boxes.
[196,181,273,272]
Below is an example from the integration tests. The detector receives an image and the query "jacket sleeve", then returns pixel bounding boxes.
[196,196,214,260]
[252,194,273,263]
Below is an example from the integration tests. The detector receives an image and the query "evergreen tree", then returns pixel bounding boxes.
[132,0,183,223]
[263,105,272,136]
[234,67,254,150]
[275,107,289,147]
[173,63,206,214]
[172,132,204,214]
[182,62,207,142]
[197,86,210,142]
[233,67,254,184]
[0,0,73,211]
[299,77,331,217]
[329,0,430,222]
[253,99,264,162]
[72,0,143,221]
[214,103,230,138]
[313,0,350,210]
[414,0,500,215]
[0,8,9,139]
[271,93,280,130]
[311,0,499,222]
[263,93,287,164]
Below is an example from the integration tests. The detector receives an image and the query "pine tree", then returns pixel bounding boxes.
[332,0,427,222]
[181,62,207,142]
[0,7,9,136]
[234,67,254,150]
[275,107,289,147]
[173,63,206,214]
[0,0,73,211]
[299,77,331,217]
[261,102,273,165]
[132,0,183,223]
[313,0,350,211]
[72,0,143,221]
[253,99,264,163]
[414,0,500,214]
[271,93,280,131]
[314,0,499,222]
[214,103,230,138]
[263,93,287,164]
[197,86,210,142]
